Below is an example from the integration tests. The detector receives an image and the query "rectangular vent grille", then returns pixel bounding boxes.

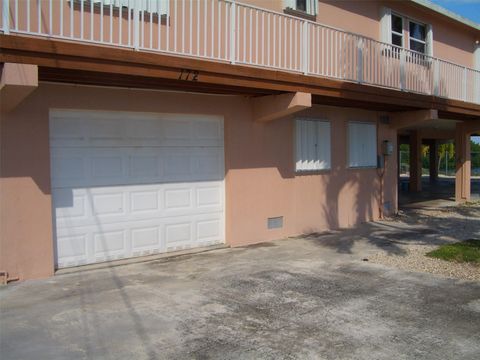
[267,216,284,230]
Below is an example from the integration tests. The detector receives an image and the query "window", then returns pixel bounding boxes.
[348,122,377,168]
[295,119,331,172]
[391,14,403,47]
[409,20,426,54]
[284,0,317,16]
[381,8,433,56]
[90,0,169,15]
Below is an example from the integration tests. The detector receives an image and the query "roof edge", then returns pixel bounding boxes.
[411,0,480,31]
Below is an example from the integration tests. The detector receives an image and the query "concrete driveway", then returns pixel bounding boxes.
[1,222,480,360]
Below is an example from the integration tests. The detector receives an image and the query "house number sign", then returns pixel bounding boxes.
[178,69,199,81]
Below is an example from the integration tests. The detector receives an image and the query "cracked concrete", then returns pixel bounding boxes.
[1,219,479,360]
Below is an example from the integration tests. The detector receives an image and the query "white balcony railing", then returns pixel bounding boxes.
[1,0,479,104]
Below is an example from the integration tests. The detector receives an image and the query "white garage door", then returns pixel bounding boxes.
[50,110,225,268]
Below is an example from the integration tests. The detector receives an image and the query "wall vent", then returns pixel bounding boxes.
[267,216,284,229]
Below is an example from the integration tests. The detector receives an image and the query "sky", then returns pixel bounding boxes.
[430,0,480,24]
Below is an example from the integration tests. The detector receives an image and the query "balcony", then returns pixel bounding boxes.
[1,0,479,105]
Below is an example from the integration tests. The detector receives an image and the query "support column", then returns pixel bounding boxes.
[429,140,439,183]
[455,123,471,203]
[409,130,422,192]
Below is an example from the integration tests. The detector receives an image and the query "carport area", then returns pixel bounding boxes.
[394,110,480,207]
[1,209,480,360]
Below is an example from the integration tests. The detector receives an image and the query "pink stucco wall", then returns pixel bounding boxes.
[0,83,397,280]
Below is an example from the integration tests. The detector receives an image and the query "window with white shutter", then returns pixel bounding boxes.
[295,119,331,172]
[348,122,377,168]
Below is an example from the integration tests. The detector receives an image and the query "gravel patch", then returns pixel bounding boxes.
[370,244,480,281]
[368,202,480,281]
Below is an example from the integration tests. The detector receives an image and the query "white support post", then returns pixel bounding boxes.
[2,0,10,34]
[433,58,440,96]
[463,66,467,101]
[302,20,308,74]
[230,0,236,64]
[400,48,406,90]
[475,42,480,104]
[357,37,363,83]
[133,0,140,50]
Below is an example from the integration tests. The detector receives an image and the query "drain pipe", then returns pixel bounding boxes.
[0,271,19,285]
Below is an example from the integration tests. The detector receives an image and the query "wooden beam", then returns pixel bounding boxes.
[0,63,38,113]
[389,109,438,130]
[252,92,312,122]
[39,67,279,96]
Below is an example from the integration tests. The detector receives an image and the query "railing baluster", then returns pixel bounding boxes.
[89,0,93,40]
[165,0,169,51]
[218,0,221,58]
[189,0,192,54]
[133,0,139,49]
[15,0,18,31]
[27,0,30,33]
[357,37,363,82]
[212,0,215,58]
[230,0,236,63]
[149,0,152,49]
[301,20,308,74]
[2,0,10,34]
[109,2,113,43]
[158,0,161,50]
[197,0,200,55]
[37,0,41,33]
[174,0,177,52]
[181,0,184,53]
[203,0,207,56]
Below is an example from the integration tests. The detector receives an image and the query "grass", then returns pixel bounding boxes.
[426,239,480,265]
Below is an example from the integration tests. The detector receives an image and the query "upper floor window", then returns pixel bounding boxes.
[381,8,433,56]
[409,20,427,54]
[90,0,169,15]
[391,13,403,47]
[284,0,317,16]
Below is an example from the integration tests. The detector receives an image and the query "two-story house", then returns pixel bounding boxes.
[0,0,479,282]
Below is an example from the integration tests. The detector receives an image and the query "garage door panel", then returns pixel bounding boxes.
[51,110,225,268]
[53,191,88,220]
[197,219,222,242]
[130,190,161,213]
[197,186,222,208]
[54,212,223,267]
[55,234,88,266]
[52,147,223,189]
[54,182,223,228]
[93,230,127,257]
[50,154,87,187]
[131,226,161,251]
[51,111,224,148]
